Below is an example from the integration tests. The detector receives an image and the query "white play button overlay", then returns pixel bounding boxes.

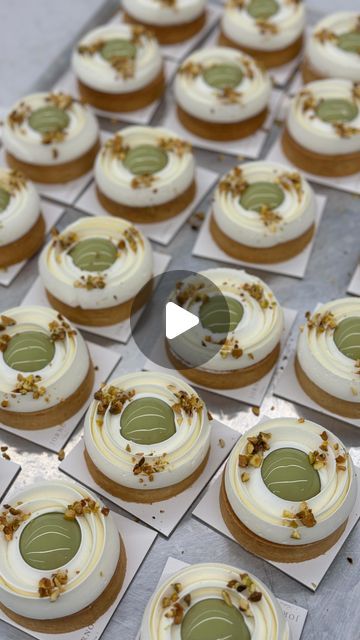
[165,302,199,340]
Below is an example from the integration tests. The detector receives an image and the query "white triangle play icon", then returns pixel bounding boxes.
[165,302,199,339]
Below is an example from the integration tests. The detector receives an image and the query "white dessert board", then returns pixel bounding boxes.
[135,557,308,640]
[0,509,157,640]
[266,138,360,196]
[274,351,360,429]
[0,457,21,501]
[0,201,65,287]
[348,264,360,297]
[21,251,171,343]
[160,89,284,159]
[59,419,239,537]
[0,342,121,452]
[202,27,302,87]
[75,167,218,246]
[144,307,297,407]
[112,5,222,62]
[192,462,360,591]
[54,60,177,126]
[193,194,327,279]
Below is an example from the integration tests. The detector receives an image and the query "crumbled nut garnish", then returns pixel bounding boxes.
[104,133,129,160]
[241,56,256,80]
[39,570,68,601]
[13,374,46,399]
[178,61,203,78]
[308,449,327,470]
[0,400,9,408]
[47,92,73,111]
[299,90,318,113]
[256,19,278,35]
[298,417,305,423]
[94,385,135,416]
[0,505,30,541]
[64,497,100,520]
[57,449,65,462]
[101,506,110,516]
[276,171,303,202]
[226,573,263,610]
[0,315,16,330]
[124,225,143,252]
[0,334,11,352]
[74,274,107,290]
[158,137,192,157]
[219,438,225,448]
[252,406,260,417]
[259,205,283,229]
[217,87,242,104]
[207,410,214,421]
[131,174,157,189]
[174,279,208,308]
[219,167,248,197]
[8,101,32,128]
[2,453,10,461]
[314,28,337,44]
[172,390,203,417]
[226,0,246,8]
[291,529,301,540]
[49,317,76,342]
[0,446,8,452]
[222,590,232,607]
[42,130,66,145]
[296,502,317,527]
[333,122,360,138]
[238,431,271,469]
[132,452,169,479]
[125,443,132,453]
[336,454,347,472]
[78,39,104,56]
[241,472,250,482]
[243,282,269,308]
[353,82,360,101]
[0,170,27,196]
[305,310,337,333]
[51,228,78,250]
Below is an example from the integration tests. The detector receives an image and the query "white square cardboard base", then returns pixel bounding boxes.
[0,510,157,640]
[54,61,177,125]
[75,167,218,245]
[193,464,360,591]
[266,138,360,195]
[111,5,222,62]
[192,194,326,279]
[0,457,21,501]
[159,89,283,159]
[348,265,360,297]
[274,351,360,429]
[0,342,121,452]
[0,201,65,287]
[144,307,297,406]
[203,27,302,87]
[22,251,171,343]
[136,557,308,640]
[59,420,239,536]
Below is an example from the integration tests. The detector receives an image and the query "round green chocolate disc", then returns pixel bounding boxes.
[203,64,243,90]
[124,145,168,176]
[337,31,360,54]
[3,331,55,372]
[261,447,321,502]
[70,238,118,272]
[20,512,81,570]
[120,397,176,445]
[247,0,279,20]
[0,187,11,213]
[200,295,244,333]
[240,181,284,212]
[334,316,360,360]
[101,38,137,61]
[28,106,70,134]
[316,99,358,123]
[181,598,250,640]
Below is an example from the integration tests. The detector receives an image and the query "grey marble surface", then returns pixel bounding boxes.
[1,2,360,640]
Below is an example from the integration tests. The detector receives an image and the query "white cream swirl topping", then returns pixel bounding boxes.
[168,268,283,373]
[287,79,360,155]
[84,371,210,490]
[0,169,41,246]
[213,161,316,248]
[225,418,357,546]
[72,24,163,94]
[3,92,99,166]
[39,216,153,310]
[297,297,360,403]
[0,479,120,620]
[140,562,290,640]
[222,0,305,52]
[95,126,195,207]
[307,12,360,82]
[174,47,271,124]
[122,0,206,27]
[0,305,90,412]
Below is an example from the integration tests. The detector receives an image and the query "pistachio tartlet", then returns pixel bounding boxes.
[296,298,360,418]
[0,168,45,269]
[140,562,290,639]
[39,216,153,326]
[211,161,316,263]
[72,24,165,112]
[221,418,357,563]
[220,0,305,69]
[84,371,211,503]
[282,79,360,177]
[303,12,360,83]
[0,479,125,633]
[122,0,207,45]
[166,268,284,389]
[0,306,94,429]
[174,47,272,141]
[3,92,100,184]
[95,126,196,223]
